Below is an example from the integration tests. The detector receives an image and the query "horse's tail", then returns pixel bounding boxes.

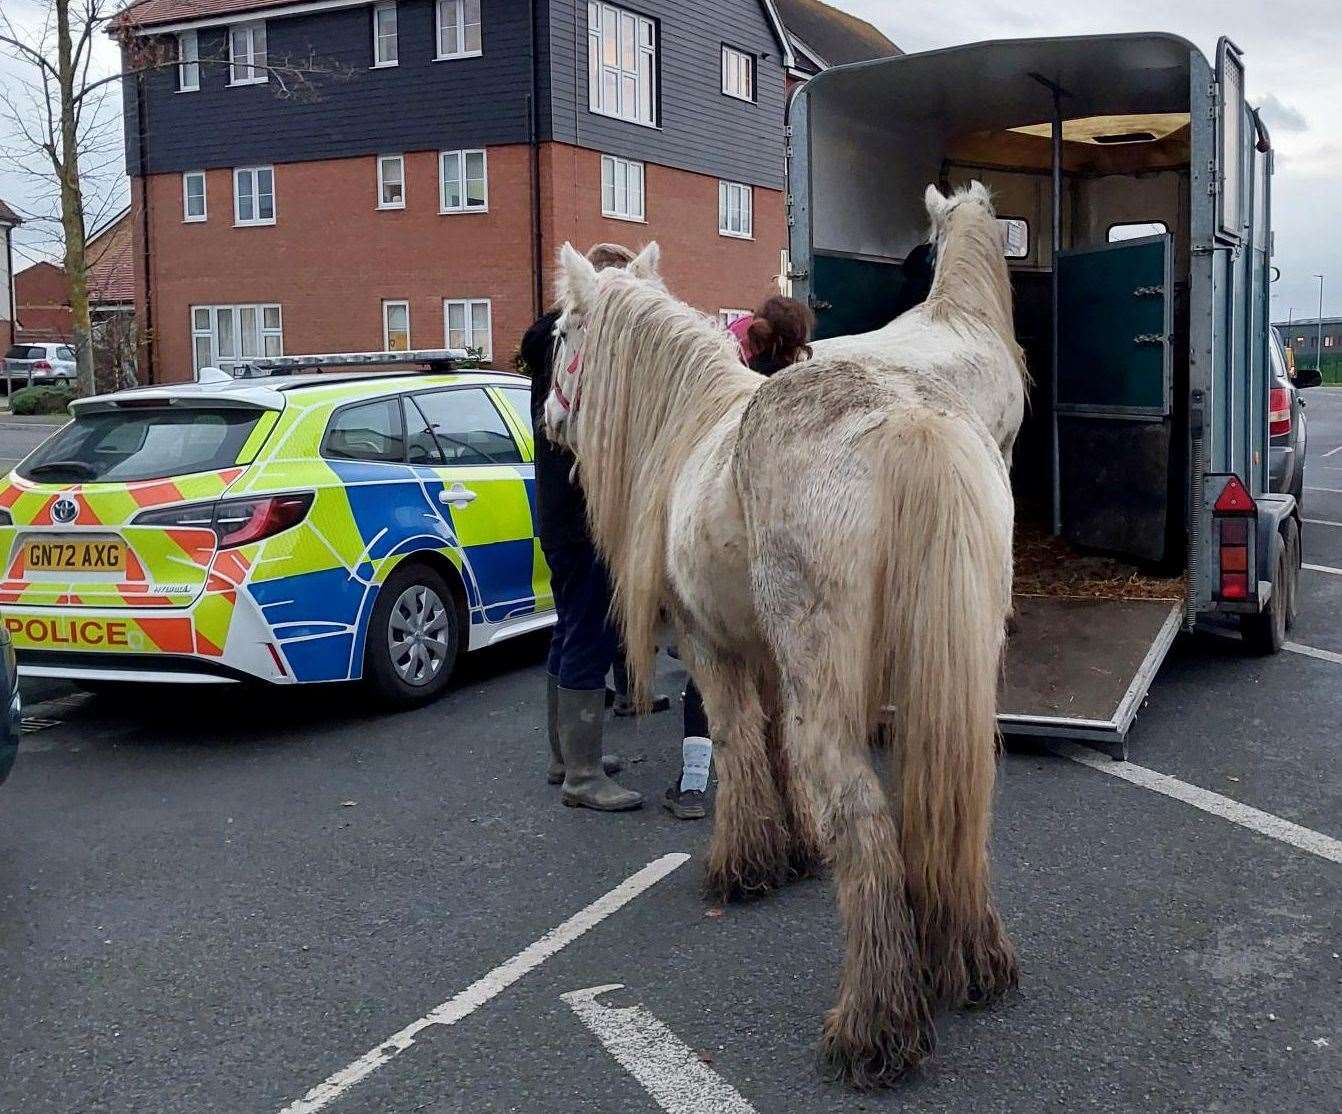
[864,405,1017,1007]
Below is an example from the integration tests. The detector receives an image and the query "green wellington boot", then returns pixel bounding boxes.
[557,686,643,811]
[546,675,623,785]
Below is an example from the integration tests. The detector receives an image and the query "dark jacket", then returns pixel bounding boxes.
[519,310,590,551]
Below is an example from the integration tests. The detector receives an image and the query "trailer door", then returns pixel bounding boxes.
[1056,233,1175,563]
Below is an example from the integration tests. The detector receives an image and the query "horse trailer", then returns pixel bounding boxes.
[788,33,1305,756]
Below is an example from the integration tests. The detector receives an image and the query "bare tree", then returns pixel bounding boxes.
[0,0,346,396]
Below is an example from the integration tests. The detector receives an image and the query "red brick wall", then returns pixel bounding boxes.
[540,142,786,318]
[135,142,786,383]
[15,261,73,342]
[138,146,536,383]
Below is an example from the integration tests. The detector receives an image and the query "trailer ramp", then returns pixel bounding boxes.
[998,596,1183,759]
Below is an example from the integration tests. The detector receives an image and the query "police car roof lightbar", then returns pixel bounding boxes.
[227,349,472,378]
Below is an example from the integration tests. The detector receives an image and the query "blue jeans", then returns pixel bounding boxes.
[544,536,619,691]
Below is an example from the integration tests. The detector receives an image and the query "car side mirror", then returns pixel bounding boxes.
[1295,367,1324,389]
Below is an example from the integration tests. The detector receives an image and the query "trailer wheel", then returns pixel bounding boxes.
[1240,531,1289,656]
[1283,517,1301,631]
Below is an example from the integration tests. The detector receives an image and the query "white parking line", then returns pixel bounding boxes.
[563,985,758,1114]
[1304,518,1342,528]
[1305,486,1342,494]
[1284,641,1342,666]
[1051,743,1342,865]
[1321,444,1342,458]
[277,852,691,1114]
[1303,562,1342,576]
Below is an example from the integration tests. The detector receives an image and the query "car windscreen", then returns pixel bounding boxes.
[17,407,265,484]
[3,346,45,361]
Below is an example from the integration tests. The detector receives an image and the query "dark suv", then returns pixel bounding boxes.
[1269,327,1321,505]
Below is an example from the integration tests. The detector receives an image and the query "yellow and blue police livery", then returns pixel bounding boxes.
[0,369,553,706]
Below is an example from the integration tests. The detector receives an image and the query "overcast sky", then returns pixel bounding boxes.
[1,0,1336,318]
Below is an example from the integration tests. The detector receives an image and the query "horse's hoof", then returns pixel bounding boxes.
[962,940,1020,1010]
[816,1007,935,1090]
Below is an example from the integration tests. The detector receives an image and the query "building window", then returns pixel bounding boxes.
[436,0,481,59]
[182,171,207,222]
[382,300,410,351]
[443,298,492,357]
[1327,336,1336,349]
[177,31,199,91]
[377,155,405,209]
[191,304,282,374]
[372,1,398,66]
[234,166,275,225]
[601,155,645,221]
[439,149,487,213]
[588,2,656,127]
[721,45,753,102]
[228,22,267,85]
[718,181,752,239]
[719,309,750,327]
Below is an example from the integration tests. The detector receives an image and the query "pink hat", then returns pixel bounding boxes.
[728,314,755,366]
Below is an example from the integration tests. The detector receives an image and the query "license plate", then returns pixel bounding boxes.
[25,539,126,572]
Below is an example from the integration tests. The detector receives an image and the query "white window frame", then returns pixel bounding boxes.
[191,304,283,374]
[719,309,750,327]
[377,154,405,209]
[234,166,276,226]
[383,300,411,351]
[438,149,488,214]
[177,30,200,92]
[718,180,752,239]
[182,171,208,223]
[721,44,753,102]
[443,298,492,357]
[587,2,657,127]
[600,154,645,222]
[435,0,482,61]
[372,1,398,67]
[228,21,268,86]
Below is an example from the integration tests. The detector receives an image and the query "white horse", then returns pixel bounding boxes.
[814,180,1028,462]
[544,237,1018,1088]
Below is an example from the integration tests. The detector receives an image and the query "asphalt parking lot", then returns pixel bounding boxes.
[2,395,1340,1114]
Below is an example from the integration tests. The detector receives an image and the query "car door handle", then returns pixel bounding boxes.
[439,483,477,508]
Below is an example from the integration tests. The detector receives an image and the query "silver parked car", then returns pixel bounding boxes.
[1,343,78,390]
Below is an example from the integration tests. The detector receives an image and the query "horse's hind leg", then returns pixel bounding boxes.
[692,655,793,903]
[785,697,933,1087]
[761,675,825,880]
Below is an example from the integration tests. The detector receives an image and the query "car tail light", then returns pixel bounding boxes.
[1213,476,1255,601]
[133,492,313,549]
[32,360,52,372]
[1268,386,1291,437]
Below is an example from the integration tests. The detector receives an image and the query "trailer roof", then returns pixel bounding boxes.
[805,33,1201,134]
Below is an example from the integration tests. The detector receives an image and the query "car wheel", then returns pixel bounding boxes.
[1241,533,1288,655]
[363,562,461,708]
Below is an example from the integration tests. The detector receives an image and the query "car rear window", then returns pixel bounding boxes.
[3,346,45,360]
[17,407,265,484]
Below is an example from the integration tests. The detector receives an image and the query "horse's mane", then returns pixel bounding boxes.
[925,185,1021,366]
[571,272,761,698]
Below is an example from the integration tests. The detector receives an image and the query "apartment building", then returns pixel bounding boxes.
[115,0,892,381]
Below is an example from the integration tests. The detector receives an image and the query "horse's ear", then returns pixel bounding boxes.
[629,241,661,281]
[556,241,598,311]
[924,183,949,223]
[969,179,992,203]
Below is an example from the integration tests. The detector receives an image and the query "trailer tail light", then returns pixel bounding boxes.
[1213,476,1255,601]
[1268,387,1292,437]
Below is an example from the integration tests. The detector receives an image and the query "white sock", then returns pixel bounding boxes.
[680,737,712,793]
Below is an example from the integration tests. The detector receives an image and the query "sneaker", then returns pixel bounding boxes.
[663,784,707,820]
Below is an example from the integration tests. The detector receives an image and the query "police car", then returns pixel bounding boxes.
[0,355,553,706]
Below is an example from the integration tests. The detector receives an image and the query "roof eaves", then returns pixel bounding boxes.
[758,0,797,71]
